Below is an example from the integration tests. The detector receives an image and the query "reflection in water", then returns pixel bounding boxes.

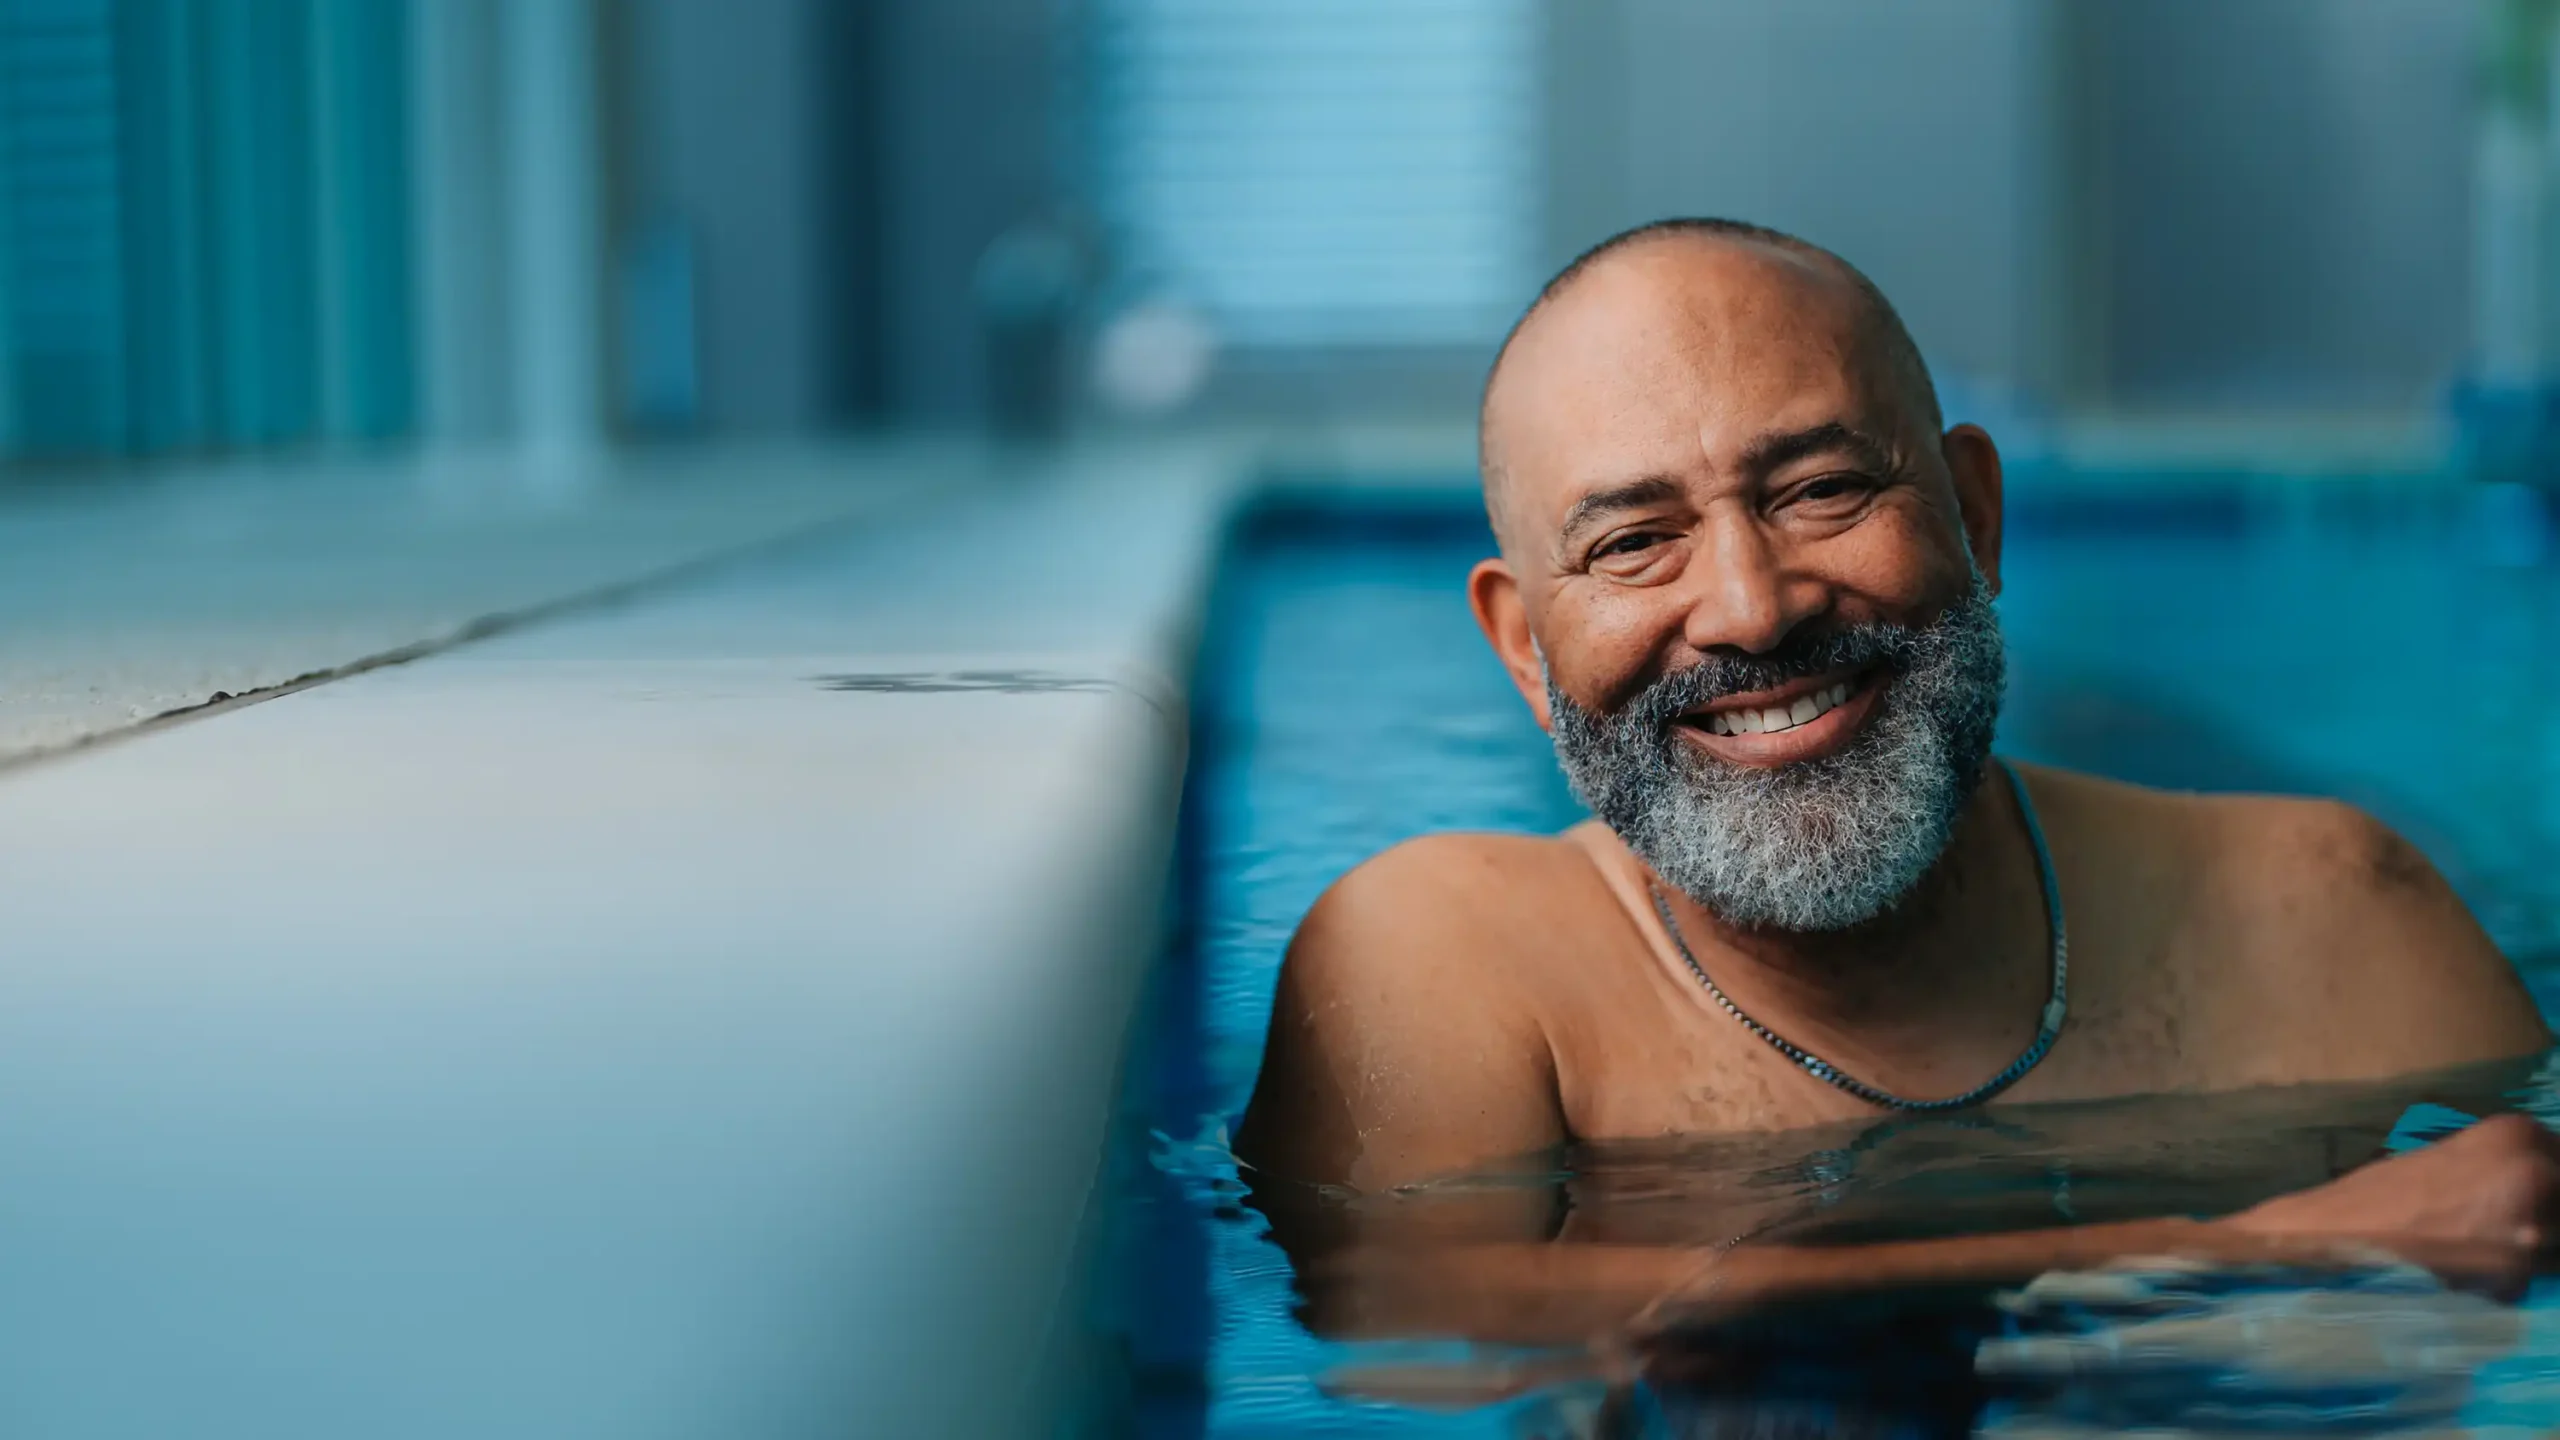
[1211,1064,2547,1437]
[1978,1264,2521,1437]
[1143,501,2560,1436]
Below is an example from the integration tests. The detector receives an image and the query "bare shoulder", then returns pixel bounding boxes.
[2195,791,2484,950]
[2143,782,2546,1075]
[1237,831,1588,1187]
[1303,828,1611,956]
[1327,827,1597,898]
[1267,829,1603,1055]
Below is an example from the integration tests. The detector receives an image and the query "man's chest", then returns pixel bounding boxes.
[1540,934,2238,1141]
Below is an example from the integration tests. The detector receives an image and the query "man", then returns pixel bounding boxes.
[1235,219,2560,1341]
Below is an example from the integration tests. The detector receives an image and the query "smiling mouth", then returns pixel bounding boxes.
[1686,675,1865,737]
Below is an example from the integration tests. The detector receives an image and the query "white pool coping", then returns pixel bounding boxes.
[0,435,1457,1437]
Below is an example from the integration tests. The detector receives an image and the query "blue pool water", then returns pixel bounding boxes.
[1117,481,2560,1437]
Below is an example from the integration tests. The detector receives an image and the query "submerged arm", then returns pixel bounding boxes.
[1268,1113,2560,1347]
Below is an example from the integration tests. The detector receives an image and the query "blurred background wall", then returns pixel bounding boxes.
[0,0,2547,465]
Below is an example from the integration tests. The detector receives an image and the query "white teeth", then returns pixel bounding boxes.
[1700,678,1859,738]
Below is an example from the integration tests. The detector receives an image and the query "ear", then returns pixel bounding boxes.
[1940,423,2005,596]
[1468,557,1553,731]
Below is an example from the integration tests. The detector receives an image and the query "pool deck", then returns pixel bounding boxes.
[0,424,1516,1437]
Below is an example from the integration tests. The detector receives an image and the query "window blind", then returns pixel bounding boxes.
[1086,0,1542,348]
[0,0,411,461]
[0,0,127,452]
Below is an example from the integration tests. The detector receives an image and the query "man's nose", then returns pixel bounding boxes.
[1678,517,1821,656]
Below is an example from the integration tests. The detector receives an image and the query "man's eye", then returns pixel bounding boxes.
[1594,532,1662,559]
[1794,474,1874,507]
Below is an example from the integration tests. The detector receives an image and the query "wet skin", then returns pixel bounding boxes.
[1233,232,2557,1347]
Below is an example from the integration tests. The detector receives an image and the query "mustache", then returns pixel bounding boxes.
[1599,621,1926,733]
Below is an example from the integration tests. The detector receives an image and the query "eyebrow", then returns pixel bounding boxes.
[1556,474,1684,549]
[1739,420,1900,478]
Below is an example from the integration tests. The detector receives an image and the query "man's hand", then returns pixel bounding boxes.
[2225,1112,2560,1297]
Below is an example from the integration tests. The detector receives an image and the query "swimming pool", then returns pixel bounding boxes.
[1112,478,2560,1437]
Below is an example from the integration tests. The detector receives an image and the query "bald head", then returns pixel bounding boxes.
[1480,220,1943,552]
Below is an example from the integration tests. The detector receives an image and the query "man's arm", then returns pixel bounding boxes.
[1292,1115,2560,1348]
[1235,834,1571,1192]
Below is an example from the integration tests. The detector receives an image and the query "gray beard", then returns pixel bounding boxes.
[1546,574,2007,933]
